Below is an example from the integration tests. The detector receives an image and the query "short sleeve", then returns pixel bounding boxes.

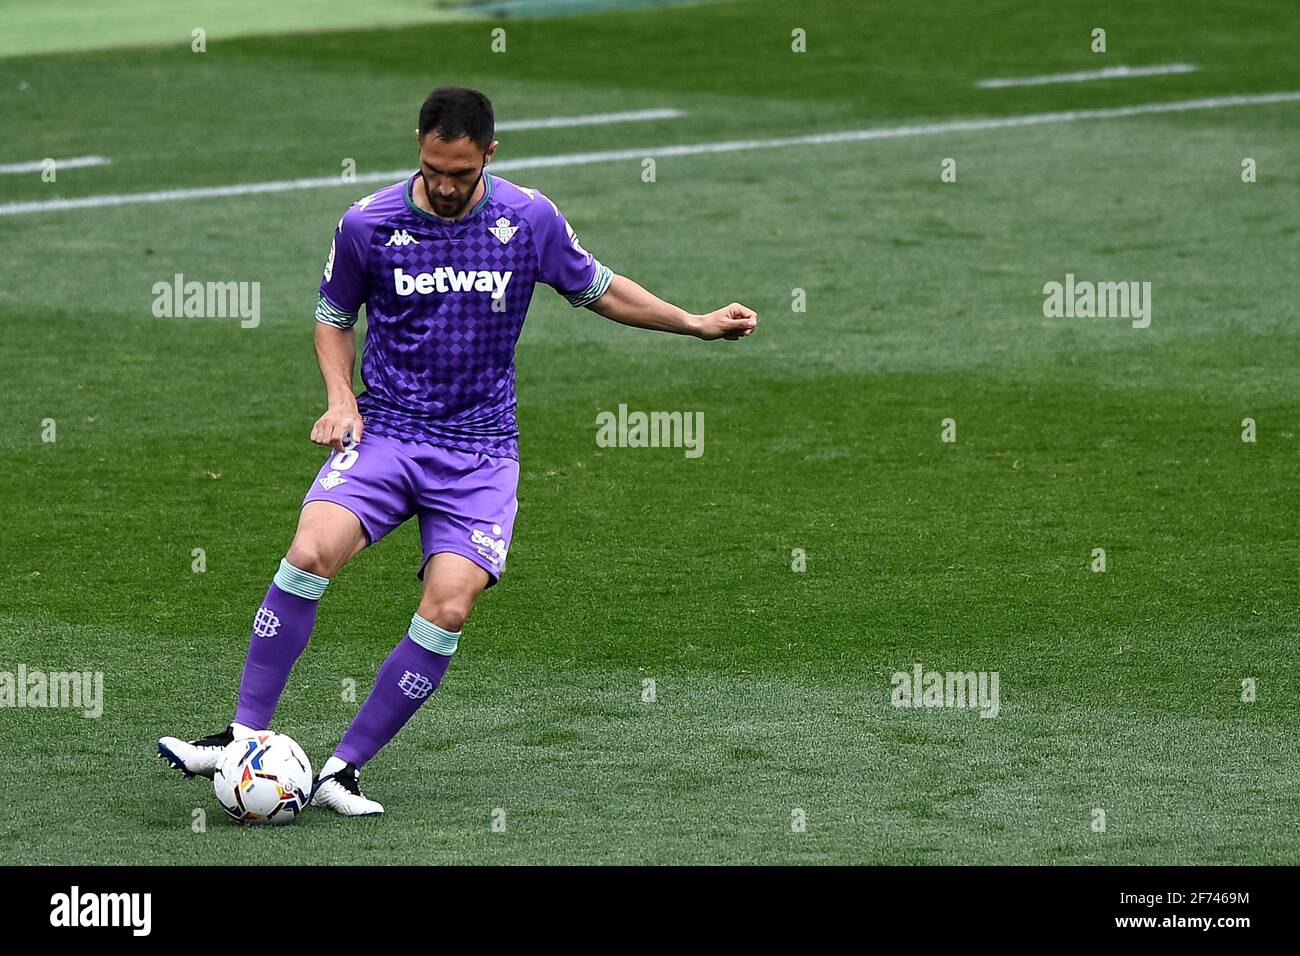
[533,193,613,308]
[316,205,371,327]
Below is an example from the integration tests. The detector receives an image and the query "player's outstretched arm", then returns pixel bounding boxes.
[310,322,363,451]
[585,273,758,341]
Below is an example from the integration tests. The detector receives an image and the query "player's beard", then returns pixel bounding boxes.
[421,164,484,221]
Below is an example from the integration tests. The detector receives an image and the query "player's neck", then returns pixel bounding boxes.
[414,172,487,222]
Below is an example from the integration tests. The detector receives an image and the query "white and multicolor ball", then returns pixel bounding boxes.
[212,732,312,826]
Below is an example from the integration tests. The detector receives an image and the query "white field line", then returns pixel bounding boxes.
[3,91,1298,217]
[0,111,679,178]
[496,107,685,130]
[0,155,111,174]
[976,63,1199,89]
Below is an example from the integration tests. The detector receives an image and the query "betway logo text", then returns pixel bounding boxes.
[394,267,512,300]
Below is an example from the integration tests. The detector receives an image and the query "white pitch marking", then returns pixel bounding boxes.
[2,91,1298,217]
[976,63,1198,89]
[496,108,685,130]
[0,155,111,174]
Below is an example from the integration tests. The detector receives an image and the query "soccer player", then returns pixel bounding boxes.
[158,87,757,815]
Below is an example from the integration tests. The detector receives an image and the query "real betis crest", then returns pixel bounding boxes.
[488,216,518,244]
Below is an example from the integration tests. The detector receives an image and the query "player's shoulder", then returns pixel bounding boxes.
[335,177,409,238]
[489,174,567,228]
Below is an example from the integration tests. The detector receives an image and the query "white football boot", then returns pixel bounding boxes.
[157,725,239,778]
[311,762,384,816]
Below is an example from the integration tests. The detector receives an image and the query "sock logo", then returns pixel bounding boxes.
[393,267,512,300]
[398,670,433,700]
[252,606,281,638]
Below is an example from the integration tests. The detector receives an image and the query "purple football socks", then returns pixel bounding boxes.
[332,615,458,768]
[233,559,329,730]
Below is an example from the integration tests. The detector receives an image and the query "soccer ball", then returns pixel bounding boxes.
[212,732,312,825]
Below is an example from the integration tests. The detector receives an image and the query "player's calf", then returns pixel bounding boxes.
[311,613,461,816]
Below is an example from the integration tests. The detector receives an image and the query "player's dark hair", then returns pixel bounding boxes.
[418,87,495,149]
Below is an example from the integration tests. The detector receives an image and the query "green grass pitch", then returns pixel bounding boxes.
[1,0,1297,864]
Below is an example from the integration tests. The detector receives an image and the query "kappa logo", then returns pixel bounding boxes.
[386,229,419,247]
[488,216,518,244]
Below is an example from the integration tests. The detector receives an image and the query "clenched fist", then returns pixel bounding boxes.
[311,402,363,452]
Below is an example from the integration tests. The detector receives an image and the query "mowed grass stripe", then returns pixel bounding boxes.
[3,91,1298,216]
[3,614,1295,865]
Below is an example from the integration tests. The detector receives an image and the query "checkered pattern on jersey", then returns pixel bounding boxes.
[357,199,541,460]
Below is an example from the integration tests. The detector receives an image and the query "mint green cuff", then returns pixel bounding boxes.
[565,260,613,308]
[408,613,460,655]
[315,293,359,329]
[273,558,329,600]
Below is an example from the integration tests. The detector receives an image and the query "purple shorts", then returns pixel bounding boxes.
[302,433,518,585]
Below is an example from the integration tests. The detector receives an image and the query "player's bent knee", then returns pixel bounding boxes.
[285,539,344,579]
[286,504,366,578]
[418,598,473,633]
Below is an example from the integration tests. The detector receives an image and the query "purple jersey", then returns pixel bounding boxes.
[316,172,612,459]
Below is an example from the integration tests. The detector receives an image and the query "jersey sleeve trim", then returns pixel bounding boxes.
[315,293,359,329]
[564,260,613,308]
